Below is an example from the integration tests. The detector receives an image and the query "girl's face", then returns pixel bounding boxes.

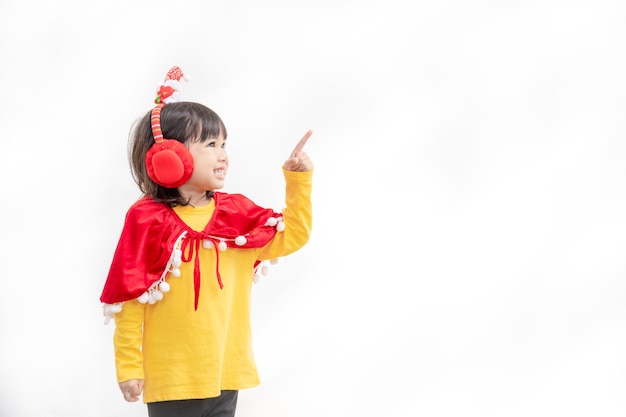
[182,133,228,193]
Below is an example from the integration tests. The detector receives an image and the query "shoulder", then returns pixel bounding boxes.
[128,196,163,210]
[214,192,257,208]
[124,196,172,224]
[210,192,280,241]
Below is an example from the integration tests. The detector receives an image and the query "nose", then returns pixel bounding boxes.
[217,147,228,162]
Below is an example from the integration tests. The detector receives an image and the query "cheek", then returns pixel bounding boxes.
[194,152,221,171]
[187,145,202,161]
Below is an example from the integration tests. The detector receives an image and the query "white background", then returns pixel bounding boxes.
[1,1,625,416]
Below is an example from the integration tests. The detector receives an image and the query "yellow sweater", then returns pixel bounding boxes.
[113,168,312,403]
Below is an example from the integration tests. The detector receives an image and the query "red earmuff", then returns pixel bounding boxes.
[145,104,194,188]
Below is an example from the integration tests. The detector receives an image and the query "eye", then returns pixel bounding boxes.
[206,140,217,148]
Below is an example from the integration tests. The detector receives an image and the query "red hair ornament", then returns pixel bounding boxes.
[145,66,194,188]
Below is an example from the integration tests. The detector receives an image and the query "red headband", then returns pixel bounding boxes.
[145,66,194,188]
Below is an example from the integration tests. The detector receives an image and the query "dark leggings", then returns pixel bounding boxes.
[147,390,238,417]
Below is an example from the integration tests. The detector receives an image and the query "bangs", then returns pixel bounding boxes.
[160,102,227,144]
[187,105,227,143]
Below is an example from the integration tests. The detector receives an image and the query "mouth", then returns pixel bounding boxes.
[214,169,226,179]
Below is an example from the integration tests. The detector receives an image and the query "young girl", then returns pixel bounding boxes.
[99,66,313,417]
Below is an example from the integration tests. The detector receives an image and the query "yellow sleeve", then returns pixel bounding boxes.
[259,167,313,260]
[113,299,145,382]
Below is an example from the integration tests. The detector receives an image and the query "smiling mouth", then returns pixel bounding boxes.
[214,169,226,177]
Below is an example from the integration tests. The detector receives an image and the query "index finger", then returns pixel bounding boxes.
[291,130,313,157]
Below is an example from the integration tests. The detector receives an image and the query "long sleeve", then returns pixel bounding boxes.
[113,299,146,382]
[258,167,313,260]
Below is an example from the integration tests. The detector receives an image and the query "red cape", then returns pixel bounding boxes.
[100,193,281,305]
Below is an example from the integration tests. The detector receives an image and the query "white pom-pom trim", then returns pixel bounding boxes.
[101,231,188,325]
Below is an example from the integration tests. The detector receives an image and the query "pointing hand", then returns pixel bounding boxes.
[284,130,313,172]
